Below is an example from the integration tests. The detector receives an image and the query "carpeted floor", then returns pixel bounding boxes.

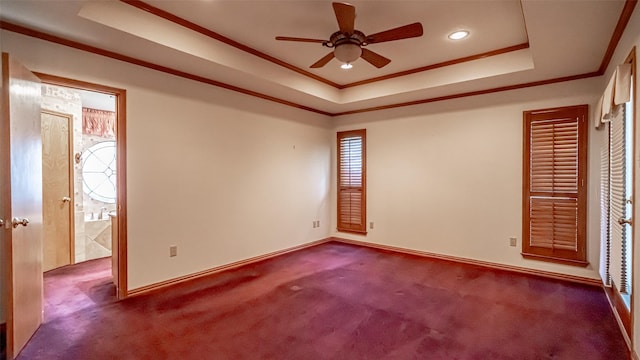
[17,241,629,359]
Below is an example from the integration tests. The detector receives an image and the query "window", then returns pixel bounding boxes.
[599,55,635,315]
[337,129,366,234]
[522,105,588,266]
[603,99,633,298]
[82,140,117,203]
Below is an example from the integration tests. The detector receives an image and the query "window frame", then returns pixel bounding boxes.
[337,129,367,235]
[522,105,589,266]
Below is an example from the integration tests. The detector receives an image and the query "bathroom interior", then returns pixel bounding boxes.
[42,83,117,269]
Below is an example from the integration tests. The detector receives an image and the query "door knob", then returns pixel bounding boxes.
[12,217,29,228]
[618,217,633,226]
[0,219,4,227]
[62,196,71,203]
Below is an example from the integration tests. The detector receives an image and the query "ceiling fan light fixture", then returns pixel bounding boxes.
[334,43,362,63]
[448,30,470,40]
[341,63,353,69]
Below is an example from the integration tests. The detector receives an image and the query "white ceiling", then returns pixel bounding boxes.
[0,0,630,115]
[78,89,116,112]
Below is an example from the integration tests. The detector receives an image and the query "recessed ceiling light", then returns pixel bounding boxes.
[448,30,470,40]
[341,63,353,70]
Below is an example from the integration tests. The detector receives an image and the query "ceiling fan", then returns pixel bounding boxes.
[275,2,424,69]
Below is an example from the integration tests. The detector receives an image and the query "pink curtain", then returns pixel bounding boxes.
[82,108,115,137]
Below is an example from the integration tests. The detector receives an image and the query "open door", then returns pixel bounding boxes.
[0,53,44,359]
[41,110,74,272]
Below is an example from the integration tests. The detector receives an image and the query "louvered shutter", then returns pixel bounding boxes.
[337,130,366,234]
[523,106,588,265]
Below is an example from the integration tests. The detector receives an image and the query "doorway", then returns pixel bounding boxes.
[1,55,128,360]
[41,85,118,270]
[37,73,128,300]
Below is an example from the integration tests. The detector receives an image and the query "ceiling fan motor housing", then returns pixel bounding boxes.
[328,30,366,63]
[327,30,367,48]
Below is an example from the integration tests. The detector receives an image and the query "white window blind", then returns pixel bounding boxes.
[608,104,629,293]
[600,124,611,285]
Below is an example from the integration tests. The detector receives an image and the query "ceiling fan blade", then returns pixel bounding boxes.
[310,52,335,68]
[360,48,391,68]
[333,2,355,34]
[275,36,326,43]
[366,22,424,44]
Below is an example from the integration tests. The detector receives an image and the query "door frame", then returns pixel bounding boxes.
[41,109,75,270]
[35,73,128,299]
[628,46,637,347]
[621,46,636,344]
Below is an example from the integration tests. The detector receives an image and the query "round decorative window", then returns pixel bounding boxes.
[82,141,117,203]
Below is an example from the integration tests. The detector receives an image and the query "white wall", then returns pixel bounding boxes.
[0,31,333,290]
[332,77,603,280]
[601,3,640,356]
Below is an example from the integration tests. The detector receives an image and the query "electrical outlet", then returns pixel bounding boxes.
[317,220,320,227]
[370,222,374,229]
[169,245,178,257]
[509,237,517,247]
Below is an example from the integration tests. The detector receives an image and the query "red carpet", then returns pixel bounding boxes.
[17,241,629,359]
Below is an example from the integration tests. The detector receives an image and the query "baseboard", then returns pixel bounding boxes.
[129,236,604,298]
[334,237,640,353]
[127,236,630,355]
[603,282,633,353]
[127,238,332,297]
[329,237,602,287]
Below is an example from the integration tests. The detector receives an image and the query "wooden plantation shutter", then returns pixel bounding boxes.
[337,129,366,234]
[522,105,588,265]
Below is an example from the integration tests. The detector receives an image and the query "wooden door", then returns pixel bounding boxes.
[41,110,74,272]
[0,53,44,359]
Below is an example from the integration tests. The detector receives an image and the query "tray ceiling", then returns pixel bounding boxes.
[0,0,632,115]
